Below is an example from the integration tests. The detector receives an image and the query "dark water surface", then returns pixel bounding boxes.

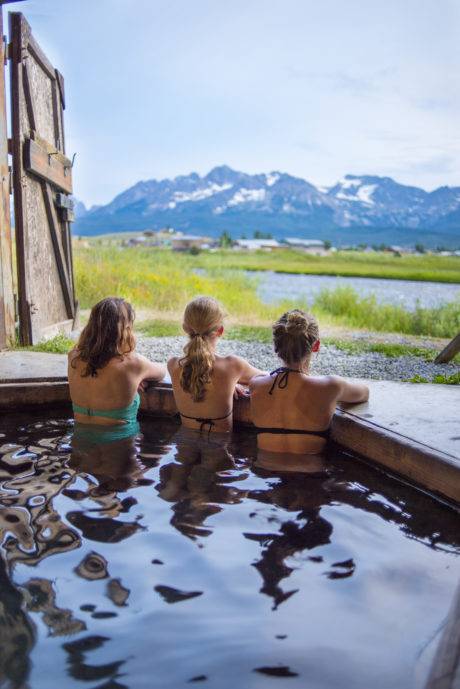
[0,411,459,689]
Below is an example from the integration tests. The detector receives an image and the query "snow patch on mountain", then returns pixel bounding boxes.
[265,173,280,187]
[336,184,377,205]
[173,183,233,204]
[227,188,266,206]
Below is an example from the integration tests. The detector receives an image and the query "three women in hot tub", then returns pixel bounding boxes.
[69,295,369,459]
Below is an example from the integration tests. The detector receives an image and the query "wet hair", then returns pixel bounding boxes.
[179,296,225,402]
[272,309,319,365]
[72,297,135,377]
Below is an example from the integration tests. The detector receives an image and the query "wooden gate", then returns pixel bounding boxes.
[10,12,78,345]
[0,5,15,349]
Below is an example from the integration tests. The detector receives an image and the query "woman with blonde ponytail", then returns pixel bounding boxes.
[250,309,369,459]
[168,296,264,433]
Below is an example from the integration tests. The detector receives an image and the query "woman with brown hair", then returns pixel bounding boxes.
[68,297,166,426]
[167,296,265,434]
[249,309,369,460]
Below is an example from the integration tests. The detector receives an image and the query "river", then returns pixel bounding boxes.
[253,272,459,311]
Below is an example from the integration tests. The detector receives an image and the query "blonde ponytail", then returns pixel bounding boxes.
[179,297,225,402]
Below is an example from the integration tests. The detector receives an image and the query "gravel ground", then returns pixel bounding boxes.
[136,336,459,382]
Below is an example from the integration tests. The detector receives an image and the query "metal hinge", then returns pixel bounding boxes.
[3,37,12,64]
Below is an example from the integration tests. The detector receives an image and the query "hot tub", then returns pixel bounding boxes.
[0,408,458,689]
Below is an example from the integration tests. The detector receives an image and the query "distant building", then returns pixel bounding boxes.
[387,245,414,255]
[234,239,282,251]
[171,235,210,251]
[124,236,147,247]
[284,238,328,255]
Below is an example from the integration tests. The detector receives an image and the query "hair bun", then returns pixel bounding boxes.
[286,311,308,334]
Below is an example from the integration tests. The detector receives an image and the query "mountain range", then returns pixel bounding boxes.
[73,166,460,247]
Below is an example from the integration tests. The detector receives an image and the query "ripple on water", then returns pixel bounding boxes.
[0,410,458,689]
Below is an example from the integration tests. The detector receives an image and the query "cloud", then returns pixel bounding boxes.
[286,66,395,97]
[404,154,456,175]
[413,97,458,112]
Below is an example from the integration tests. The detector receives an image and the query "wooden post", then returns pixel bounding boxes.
[0,4,15,350]
[435,334,460,365]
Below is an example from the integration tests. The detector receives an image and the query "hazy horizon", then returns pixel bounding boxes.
[5,0,459,206]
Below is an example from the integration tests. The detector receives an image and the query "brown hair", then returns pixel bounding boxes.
[179,296,225,402]
[273,309,319,365]
[72,297,135,377]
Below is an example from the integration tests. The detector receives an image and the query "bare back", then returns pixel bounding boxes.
[168,354,262,433]
[68,349,165,425]
[250,371,364,454]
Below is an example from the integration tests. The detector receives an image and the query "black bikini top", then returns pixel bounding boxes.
[256,367,330,439]
[178,409,232,435]
[268,366,303,395]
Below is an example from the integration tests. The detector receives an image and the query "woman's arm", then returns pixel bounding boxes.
[229,355,267,385]
[328,376,369,404]
[137,354,167,383]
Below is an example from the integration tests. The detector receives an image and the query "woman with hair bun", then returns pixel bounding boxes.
[249,309,369,459]
[168,296,264,434]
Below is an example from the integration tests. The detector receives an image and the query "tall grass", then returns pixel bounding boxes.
[74,246,460,338]
[74,246,281,319]
[187,248,460,283]
[313,287,460,337]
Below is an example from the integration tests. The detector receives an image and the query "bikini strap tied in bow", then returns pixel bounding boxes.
[268,367,302,395]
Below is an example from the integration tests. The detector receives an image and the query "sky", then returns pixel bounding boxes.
[4,0,460,206]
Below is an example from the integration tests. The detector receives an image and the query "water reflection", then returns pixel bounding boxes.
[156,426,248,540]
[0,413,458,689]
[62,634,128,687]
[0,557,35,689]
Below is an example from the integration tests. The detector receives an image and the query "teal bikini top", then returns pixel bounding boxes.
[72,392,141,424]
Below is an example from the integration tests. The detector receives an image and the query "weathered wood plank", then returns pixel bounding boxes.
[41,181,74,318]
[9,10,32,344]
[0,11,15,349]
[27,32,55,80]
[331,411,460,504]
[0,381,70,408]
[10,12,77,344]
[435,334,460,365]
[55,68,65,109]
[24,137,73,193]
[22,61,37,132]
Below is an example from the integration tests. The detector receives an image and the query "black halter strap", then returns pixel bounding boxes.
[268,367,303,395]
[178,409,232,435]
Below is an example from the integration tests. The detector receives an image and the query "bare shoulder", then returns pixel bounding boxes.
[167,356,180,372]
[122,351,148,372]
[249,372,270,390]
[308,374,345,395]
[221,354,248,371]
[320,374,345,389]
[67,347,79,365]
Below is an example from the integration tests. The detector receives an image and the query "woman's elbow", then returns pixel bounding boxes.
[359,384,370,403]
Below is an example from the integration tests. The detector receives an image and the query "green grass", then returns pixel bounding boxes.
[74,245,460,338]
[74,246,281,319]
[226,324,273,343]
[137,319,183,337]
[189,248,460,283]
[406,372,460,385]
[20,333,74,354]
[312,286,460,338]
